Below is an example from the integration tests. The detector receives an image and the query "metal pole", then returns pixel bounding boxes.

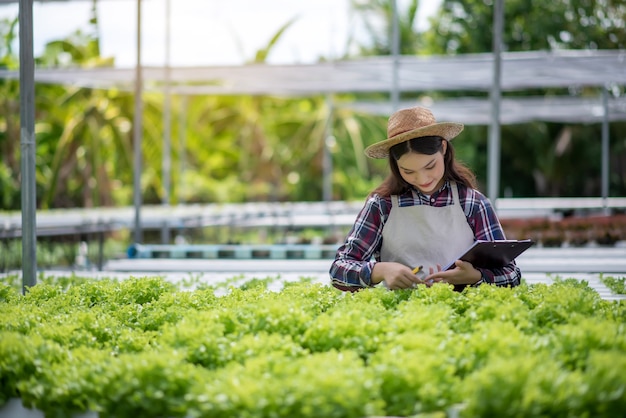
[390,0,400,110]
[161,0,172,244]
[601,86,610,215]
[178,95,188,204]
[487,0,503,203]
[133,0,143,244]
[19,0,37,293]
[323,95,334,202]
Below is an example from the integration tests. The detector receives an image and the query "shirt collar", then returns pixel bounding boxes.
[411,180,450,199]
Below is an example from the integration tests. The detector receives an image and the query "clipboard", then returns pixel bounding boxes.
[442,239,534,271]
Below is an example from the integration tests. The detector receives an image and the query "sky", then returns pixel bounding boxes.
[0,0,442,67]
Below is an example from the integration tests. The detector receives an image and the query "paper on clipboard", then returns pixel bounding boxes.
[442,239,534,271]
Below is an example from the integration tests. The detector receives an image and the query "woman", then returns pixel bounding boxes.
[330,106,521,291]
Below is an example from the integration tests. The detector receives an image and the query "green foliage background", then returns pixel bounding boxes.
[1,0,625,211]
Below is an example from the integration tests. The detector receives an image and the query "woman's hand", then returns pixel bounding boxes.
[425,260,481,286]
[371,262,424,290]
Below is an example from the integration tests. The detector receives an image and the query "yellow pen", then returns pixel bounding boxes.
[412,265,423,275]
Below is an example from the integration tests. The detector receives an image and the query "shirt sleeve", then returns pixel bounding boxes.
[329,195,387,291]
[464,188,522,287]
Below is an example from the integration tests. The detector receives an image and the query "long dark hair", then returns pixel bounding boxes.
[370,136,477,197]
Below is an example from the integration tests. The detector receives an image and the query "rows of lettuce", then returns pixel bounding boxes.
[1,275,625,418]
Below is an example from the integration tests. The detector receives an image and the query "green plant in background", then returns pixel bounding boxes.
[0,16,20,211]
[347,0,423,56]
[2,0,626,211]
[0,237,129,271]
[422,0,626,197]
[601,275,626,295]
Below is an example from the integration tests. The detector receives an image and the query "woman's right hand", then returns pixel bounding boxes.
[371,262,424,290]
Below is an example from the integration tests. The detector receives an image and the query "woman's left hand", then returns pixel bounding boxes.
[424,260,481,287]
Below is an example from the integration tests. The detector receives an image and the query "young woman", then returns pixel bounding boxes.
[330,106,521,291]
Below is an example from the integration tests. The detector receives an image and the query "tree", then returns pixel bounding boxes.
[425,0,626,54]
[0,17,20,210]
[420,0,626,197]
[347,0,422,56]
[0,3,136,210]
[33,9,133,208]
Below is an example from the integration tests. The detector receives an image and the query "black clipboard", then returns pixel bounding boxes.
[442,239,534,271]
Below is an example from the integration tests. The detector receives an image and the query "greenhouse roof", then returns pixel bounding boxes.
[1,49,624,123]
[1,49,624,95]
[349,96,626,125]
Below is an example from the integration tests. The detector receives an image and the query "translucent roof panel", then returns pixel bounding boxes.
[348,96,626,125]
[1,49,624,123]
[1,50,624,95]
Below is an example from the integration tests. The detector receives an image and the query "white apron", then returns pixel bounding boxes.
[380,182,475,274]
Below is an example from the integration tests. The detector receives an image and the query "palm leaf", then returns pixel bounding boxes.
[252,16,298,63]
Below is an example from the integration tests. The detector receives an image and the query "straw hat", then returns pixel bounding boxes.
[364,106,464,159]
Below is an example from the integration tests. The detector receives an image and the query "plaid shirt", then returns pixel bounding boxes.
[329,181,521,290]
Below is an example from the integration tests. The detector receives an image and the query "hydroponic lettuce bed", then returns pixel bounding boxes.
[1,275,625,418]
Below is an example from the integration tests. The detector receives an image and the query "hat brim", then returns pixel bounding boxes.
[364,122,464,159]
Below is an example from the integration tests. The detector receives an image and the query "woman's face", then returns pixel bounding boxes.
[396,140,447,195]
